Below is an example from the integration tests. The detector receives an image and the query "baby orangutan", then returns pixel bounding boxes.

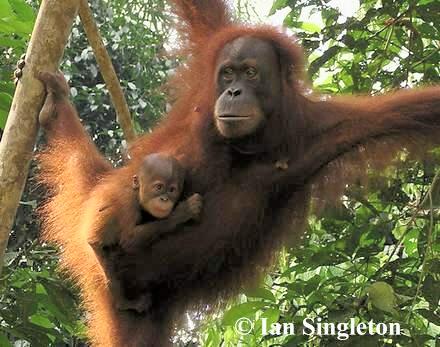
[124,153,201,248]
[90,154,203,313]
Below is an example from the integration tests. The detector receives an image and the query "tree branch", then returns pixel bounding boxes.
[78,0,136,143]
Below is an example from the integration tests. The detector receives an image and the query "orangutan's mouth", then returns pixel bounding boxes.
[218,114,250,121]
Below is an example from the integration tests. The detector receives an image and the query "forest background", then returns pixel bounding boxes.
[0,0,439,346]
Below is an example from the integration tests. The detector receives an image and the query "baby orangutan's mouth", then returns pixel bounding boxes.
[218,114,251,121]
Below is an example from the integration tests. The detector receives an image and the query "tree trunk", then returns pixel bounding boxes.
[0,0,80,274]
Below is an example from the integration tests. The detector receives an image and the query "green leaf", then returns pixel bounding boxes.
[0,92,12,110]
[269,0,287,16]
[255,307,280,336]
[245,287,276,302]
[0,109,7,129]
[367,282,397,315]
[0,0,14,17]
[222,302,265,326]
[0,332,12,347]
[417,23,439,40]
[39,278,78,323]
[283,15,301,29]
[417,309,440,325]
[0,36,26,48]
[308,46,341,77]
[301,22,321,33]
[9,323,52,347]
[9,0,35,22]
[412,335,435,346]
[0,17,33,34]
[0,92,12,129]
[203,327,222,347]
[29,314,55,329]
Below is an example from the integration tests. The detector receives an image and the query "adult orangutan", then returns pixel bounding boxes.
[32,0,440,346]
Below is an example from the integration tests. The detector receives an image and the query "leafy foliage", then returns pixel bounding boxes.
[64,0,171,162]
[0,0,439,346]
[275,0,440,94]
[0,0,35,129]
[0,246,86,347]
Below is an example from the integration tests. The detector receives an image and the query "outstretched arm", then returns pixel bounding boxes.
[305,87,440,147]
[257,88,440,190]
[298,88,440,187]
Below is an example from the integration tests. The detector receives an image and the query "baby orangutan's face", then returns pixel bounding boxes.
[133,154,184,219]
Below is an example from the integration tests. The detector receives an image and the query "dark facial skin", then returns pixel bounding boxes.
[214,37,282,139]
[133,154,185,219]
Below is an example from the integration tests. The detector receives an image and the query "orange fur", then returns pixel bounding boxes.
[38,1,440,346]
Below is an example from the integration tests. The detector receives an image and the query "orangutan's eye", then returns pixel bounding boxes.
[246,67,258,79]
[223,67,234,81]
